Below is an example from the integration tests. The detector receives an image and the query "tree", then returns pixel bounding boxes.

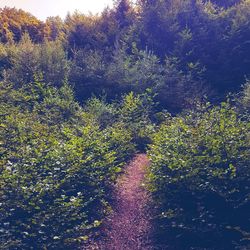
[0,7,44,43]
[44,16,65,41]
[5,34,69,87]
[113,0,132,28]
[6,33,39,85]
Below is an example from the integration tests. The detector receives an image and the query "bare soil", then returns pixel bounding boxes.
[86,154,154,250]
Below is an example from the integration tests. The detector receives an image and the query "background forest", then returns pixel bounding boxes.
[0,0,250,249]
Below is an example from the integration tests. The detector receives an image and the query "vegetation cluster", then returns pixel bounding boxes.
[0,0,250,249]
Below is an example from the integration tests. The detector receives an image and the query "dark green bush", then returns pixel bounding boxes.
[148,102,250,249]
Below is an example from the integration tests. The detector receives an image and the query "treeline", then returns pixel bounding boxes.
[1,0,250,109]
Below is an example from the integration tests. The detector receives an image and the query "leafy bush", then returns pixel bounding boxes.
[0,80,135,249]
[148,102,250,249]
[83,91,156,152]
[118,91,156,151]
[84,96,117,128]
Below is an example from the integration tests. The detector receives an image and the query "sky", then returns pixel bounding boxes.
[0,0,114,20]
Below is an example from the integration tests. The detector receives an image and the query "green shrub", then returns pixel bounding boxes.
[0,80,135,249]
[148,102,250,248]
[119,90,156,150]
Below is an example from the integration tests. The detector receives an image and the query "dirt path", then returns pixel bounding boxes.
[87,154,153,250]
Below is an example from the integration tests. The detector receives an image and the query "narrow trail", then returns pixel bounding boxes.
[87,154,154,250]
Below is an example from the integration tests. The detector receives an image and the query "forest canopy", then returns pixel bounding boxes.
[1,0,250,106]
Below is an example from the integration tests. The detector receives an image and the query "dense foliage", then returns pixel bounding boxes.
[0,0,250,249]
[1,0,250,107]
[148,102,250,249]
[0,79,138,249]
